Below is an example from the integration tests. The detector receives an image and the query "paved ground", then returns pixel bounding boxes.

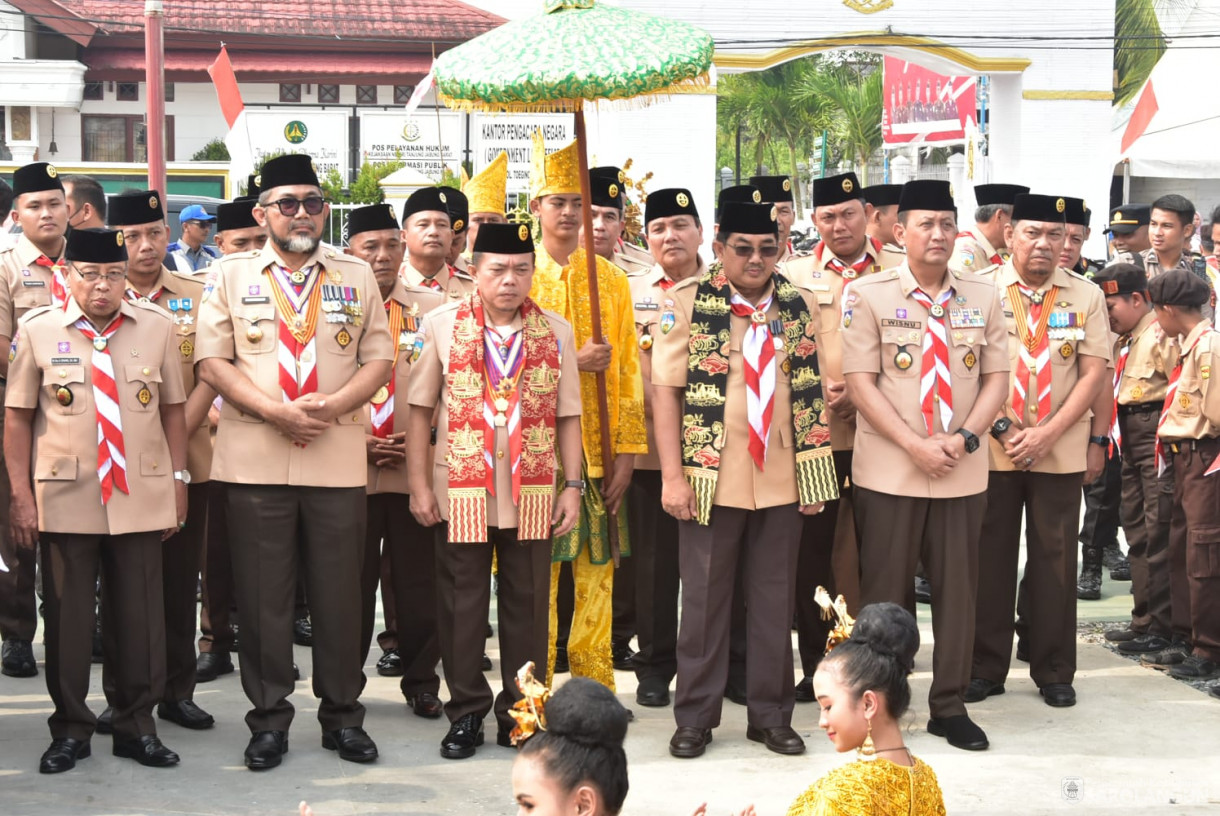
[1,572,1218,816]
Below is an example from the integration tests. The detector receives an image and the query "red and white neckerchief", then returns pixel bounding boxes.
[1009,282,1059,425]
[73,315,129,503]
[125,286,163,304]
[34,255,68,308]
[820,245,875,280]
[658,276,675,291]
[730,291,776,470]
[1109,335,1132,455]
[370,298,403,439]
[266,262,323,403]
[1157,328,1211,475]
[909,287,955,435]
[479,305,525,498]
[422,277,444,292]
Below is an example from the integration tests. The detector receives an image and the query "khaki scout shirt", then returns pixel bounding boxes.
[783,239,904,450]
[950,229,1007,274]
[629,259,707,471]
[405,299,581,530]
[194,244,395,487]
[841,263,1008,498]
[1117,310,1175,406]
[1158,319,1220,441]
[400,259,475,302]
[366,280,445,496]
[129,267,213,483]
[0,233,66,342]
[5,298,186,534]
[649,275,821,510]
[612,243,654,276]
[980,262,1112,473]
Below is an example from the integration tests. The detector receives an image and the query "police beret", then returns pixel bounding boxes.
[472,222,534,255]
[589,167,624,210]
[863,184,903,208]
[65,228,127,264]
[402,186,453,225]
[718,201,779,236]
[1011,194,1067,224]
[257,154,319,192]
[346,204,399,239]
[974,184,1029,207]
[107,190,165,227]
[813,173,863,209]
[1090,263,1147,296]
[1148,269,1211,308]
[1061,197,1090,227]
[749,175,794,204]
[216,198,259,232]
[898,180,956,214]
[717,185,761,212]
[1107,204,1150,235]
[646,188,699,224]
[12,162,63,197]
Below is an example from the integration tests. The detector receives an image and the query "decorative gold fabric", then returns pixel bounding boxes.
[530,131,582,201]
[785,757,947,816]
[464,151,508,215]
[546,557,616,691]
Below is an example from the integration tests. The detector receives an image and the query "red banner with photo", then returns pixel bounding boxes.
[882,57,976,146]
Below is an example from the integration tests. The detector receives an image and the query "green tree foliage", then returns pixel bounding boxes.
[793,60,883,185]
[191,138,230,161]
[1114,0,1169,106]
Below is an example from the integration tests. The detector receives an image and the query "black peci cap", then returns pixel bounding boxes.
[107,190,165,227]
[1011,194,1067,224]
[472,222,534,255]
[589,168,624,210]
[863,184,903,208]
[749,175,793,204]
[216,198,259,232]
[813,172,864,209]
[717,184,761,212]
[646,188,699,224]
[974,184,1029,207]
[12,162,64,197]
[346,203,400,239]
[445,188,469,232]
[898,180,956,214]
[1061,197,1090,227]
[65,228,127,264]
[402,186,453,225]
[256,154,319,192]
[718,201,779,236]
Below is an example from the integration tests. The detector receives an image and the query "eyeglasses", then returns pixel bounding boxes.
[726,243,780,258]
[70,265,125,283]
[266,197,326,216]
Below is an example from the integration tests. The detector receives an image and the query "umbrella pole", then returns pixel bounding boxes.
[573,109,619,565]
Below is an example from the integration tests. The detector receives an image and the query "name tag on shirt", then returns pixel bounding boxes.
[241,296,271,305]
[634,300,659,311]
[50,356,80,365]
[881,319,921,330]
[22,280,46,288]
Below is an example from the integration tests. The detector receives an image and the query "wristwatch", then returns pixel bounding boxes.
[1088,435,1110,447]
[990,418,1013,440]
[955,428,980,454]
[564,479,586,495]
[173,469,192,484]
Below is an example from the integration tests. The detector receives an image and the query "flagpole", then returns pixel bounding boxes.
[145,0,167,195]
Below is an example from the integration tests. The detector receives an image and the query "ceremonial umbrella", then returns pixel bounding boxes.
[434,0,714,549]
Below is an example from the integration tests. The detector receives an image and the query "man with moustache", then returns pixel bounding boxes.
[400,186,474,302]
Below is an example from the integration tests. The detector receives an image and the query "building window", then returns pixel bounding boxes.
[356,84,377,105]
[83,81,103,101]
[82,114,174,163]
[279,83,301,103]
[117,82,139,102]
[318,84,339,104]
[394,84,415,104]
[165,83,175,102]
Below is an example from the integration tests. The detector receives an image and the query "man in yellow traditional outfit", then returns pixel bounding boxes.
[527,132,647,690]
[463,152,510,254]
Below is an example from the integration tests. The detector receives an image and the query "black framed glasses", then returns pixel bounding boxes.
[267,197,326,216]
[727,243,780,258]
[69,264,125,283]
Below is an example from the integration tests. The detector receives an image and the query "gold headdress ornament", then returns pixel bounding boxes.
[815,586,855,655]
[508,661,550,745]
[465,151,508,216]
[530,130,581,201]
[619,157,654,247]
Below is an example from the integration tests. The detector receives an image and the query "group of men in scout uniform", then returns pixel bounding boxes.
[5,141,1220,779]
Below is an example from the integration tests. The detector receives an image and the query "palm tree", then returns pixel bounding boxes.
[1114,0,1169,106]
[793,60,883,184]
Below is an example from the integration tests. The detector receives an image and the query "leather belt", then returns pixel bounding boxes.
[1118,402,1161,416]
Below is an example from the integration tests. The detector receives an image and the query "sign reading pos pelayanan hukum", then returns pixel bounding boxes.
[245,109,350,183]
[358,110,463,179]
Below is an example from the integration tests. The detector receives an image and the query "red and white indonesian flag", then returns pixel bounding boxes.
[208,46,255,191]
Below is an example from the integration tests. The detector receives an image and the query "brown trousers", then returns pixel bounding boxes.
[628,469,681,687]
[435,524,551,733]
[975,471,1082,688]
[675,504,802,730]
[361,492,439,697]
[375,547,399,652]
[1169,440,1220,661]
[855,487,986,718]
[1119,411,1174,636]
[41,531,165,742]
[226,484,367,734]
[199,481,234,654]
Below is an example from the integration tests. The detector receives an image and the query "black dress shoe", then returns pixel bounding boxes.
[481,653,493,672]
[1118,634,1173,654]
[724,682,747,706]
[376,649,404,677]
[794,676,815,703]
[440,714,484,759]
[1040,683,1077,707]
[611,641,637,671]
[746,724,806,755]
[113,734,180,767]
[1,639,38,677]
[636,682,670,708]
[322,726,378,763]
[293,616,313,647]
[407,692,444,719]
[486,622,494,639]
[293,663,301,681]
[158,700,215,730]
[195,652,234,683]
[914,576,932,604]
[668,726,712,758]
[963,678,1005,703]
[39,738,90,774]
[553,646,569,674]
[927,714,989,751]
[1015,638,1029,663]
[496,728,514,748]
[245,730,288,770]
[95,706,114,735]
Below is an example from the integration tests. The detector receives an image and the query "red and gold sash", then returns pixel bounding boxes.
[446,294,561,543]
[370,299,403,438]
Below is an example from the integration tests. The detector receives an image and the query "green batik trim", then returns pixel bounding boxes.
[683,466,719,526]
[796,448,840,506]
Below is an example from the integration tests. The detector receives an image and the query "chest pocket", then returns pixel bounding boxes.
[14,285,51,314]
[323,320,361,358]
[950,331,988,379]
[881,326,921,378]
[1175,377,1202,418]
[815,291,839,331]
[42,365,87,416]
[124,364,163,412]
[235,306,276,354]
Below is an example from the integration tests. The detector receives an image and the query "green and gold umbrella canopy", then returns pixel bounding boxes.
[434,0,714,113]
